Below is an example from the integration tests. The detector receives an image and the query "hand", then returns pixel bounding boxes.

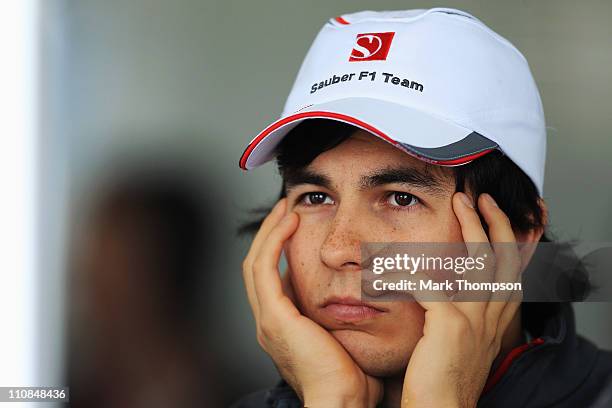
[242,198,383,407]
[401,193,524,408]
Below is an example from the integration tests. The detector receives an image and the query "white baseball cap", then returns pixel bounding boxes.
[238,7,546,195]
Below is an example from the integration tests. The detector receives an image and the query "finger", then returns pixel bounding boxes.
[497,288,523,336]
[451,192,493,315]
[477,194,522,322]
[408,270,456,311]
[492,287,523,353]
[407,272,469,342]
[243,199,287,321]
[452,192,490,245]
[478,194,516,244]
[244,199,288,269]
[253,212,300,315]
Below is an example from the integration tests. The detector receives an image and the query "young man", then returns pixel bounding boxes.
[234,8,612,407]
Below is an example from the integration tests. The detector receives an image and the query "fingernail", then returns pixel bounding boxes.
[484,193,499,207]
[459,193,474,209]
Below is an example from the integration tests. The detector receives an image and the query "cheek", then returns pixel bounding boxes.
[437,209,465,242]
[285,217,324,268]
[389,206,465,243]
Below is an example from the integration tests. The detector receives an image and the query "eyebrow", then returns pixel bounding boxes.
[360,166,449,196]
[284,165,450,196]
[284,169,333,193]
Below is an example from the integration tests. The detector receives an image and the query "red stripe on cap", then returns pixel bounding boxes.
[409,148,493,166]
[334,16,350,25]
[239,111,492,169]
[482,337,545,395]
[239,111,398,169]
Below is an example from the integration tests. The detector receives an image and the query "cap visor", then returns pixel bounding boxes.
[239,97,497,169]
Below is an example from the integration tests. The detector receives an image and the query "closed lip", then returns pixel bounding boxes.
[322,296,388,311]
[321,296,388,322]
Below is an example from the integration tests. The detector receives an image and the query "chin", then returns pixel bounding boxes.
[330,329,417,377]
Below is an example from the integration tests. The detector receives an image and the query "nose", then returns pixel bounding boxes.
[319,206,363,272]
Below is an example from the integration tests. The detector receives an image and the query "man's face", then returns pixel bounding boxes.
[283,129,465,377]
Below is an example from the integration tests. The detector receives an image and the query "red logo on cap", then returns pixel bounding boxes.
[349,32,395,62]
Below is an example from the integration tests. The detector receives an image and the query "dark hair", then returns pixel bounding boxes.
[238,119,591,333]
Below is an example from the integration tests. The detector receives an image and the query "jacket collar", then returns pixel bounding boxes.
[478,302,599,407]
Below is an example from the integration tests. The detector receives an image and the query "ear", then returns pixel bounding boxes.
[513,197,548,271]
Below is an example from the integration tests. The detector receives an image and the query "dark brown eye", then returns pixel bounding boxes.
[388,192,418,207]
[303,192,333,205]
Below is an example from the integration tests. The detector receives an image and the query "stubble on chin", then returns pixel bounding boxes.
[328,329,414,378]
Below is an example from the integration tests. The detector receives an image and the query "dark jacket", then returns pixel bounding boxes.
[231,302,612,407]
